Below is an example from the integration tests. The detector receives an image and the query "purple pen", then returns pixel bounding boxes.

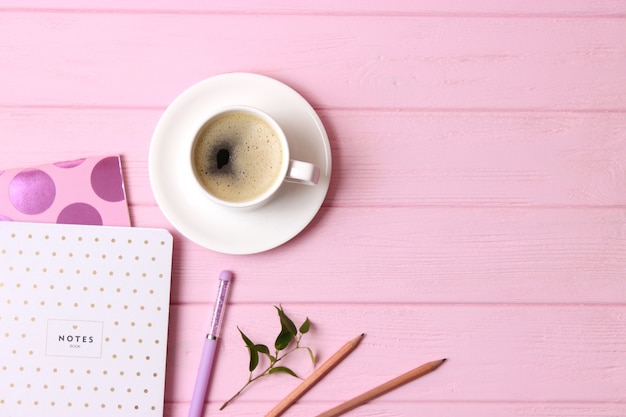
[188,270,232,417]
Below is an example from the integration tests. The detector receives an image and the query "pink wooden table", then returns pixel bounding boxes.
[2,1,625,416]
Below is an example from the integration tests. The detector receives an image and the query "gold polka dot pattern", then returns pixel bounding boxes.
[0,222,173,415]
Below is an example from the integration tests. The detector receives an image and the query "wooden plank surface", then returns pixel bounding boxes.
[2,0,626,15]
[164,402,626,417]
[124,205,626,305]
[1,2,625,417]
[1,109,625,207]
[165,304,626,403]
[0,13,624,110]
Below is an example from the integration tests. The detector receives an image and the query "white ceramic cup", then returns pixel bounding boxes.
[190,105,320,210]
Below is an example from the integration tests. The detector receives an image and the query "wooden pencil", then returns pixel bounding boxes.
[315,358,447,417]
[264,333,365,417]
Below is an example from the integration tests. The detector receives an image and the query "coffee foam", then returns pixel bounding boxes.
[192,112,284,203]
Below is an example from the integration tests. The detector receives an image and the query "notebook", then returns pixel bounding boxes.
[0,155,130,226]
[0,221,173,416]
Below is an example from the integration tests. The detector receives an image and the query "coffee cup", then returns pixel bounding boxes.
[190,105,320,210]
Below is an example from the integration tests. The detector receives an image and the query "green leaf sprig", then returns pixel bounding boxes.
[219,306,315,410]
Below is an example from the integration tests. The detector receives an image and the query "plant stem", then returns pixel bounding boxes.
[219,344,309,410]
[219,372,263,410]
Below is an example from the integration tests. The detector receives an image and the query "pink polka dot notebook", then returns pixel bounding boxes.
[0,155,130,226]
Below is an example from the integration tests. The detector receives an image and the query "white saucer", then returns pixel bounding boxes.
[149,73,332,254]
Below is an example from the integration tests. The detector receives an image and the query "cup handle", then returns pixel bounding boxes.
[285,160,320,185]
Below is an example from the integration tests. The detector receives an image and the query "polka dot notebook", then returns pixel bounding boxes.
[0,221,173,416]
[0,155,130,226]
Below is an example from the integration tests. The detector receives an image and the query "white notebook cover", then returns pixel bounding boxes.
[0,222,173,416]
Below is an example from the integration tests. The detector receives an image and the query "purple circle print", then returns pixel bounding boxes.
[9,169,56,215]
[91,157,125,202]
[57,203,103,225]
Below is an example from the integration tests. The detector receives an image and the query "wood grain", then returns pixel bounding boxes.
[3,0,626,15]
[0,13,624,110]
[1,109,625,207]
[126,205,626,305]
[165,304,626,403]
[265,333,365,417]
[1,3,624,417]
[165,401,626,417]
[314,358,447,417]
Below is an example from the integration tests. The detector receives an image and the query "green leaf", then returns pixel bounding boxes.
[248,349,259,372]
[254,344,270,355]
[253,344,275,363]
[276,306,298,336]
[268,366,299,378]
[238,328,259,372]
[299,317,311,334]
[305,347,316,365]
[238,327,255,349]
[275,328,294,351]
[274,306,298,351]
